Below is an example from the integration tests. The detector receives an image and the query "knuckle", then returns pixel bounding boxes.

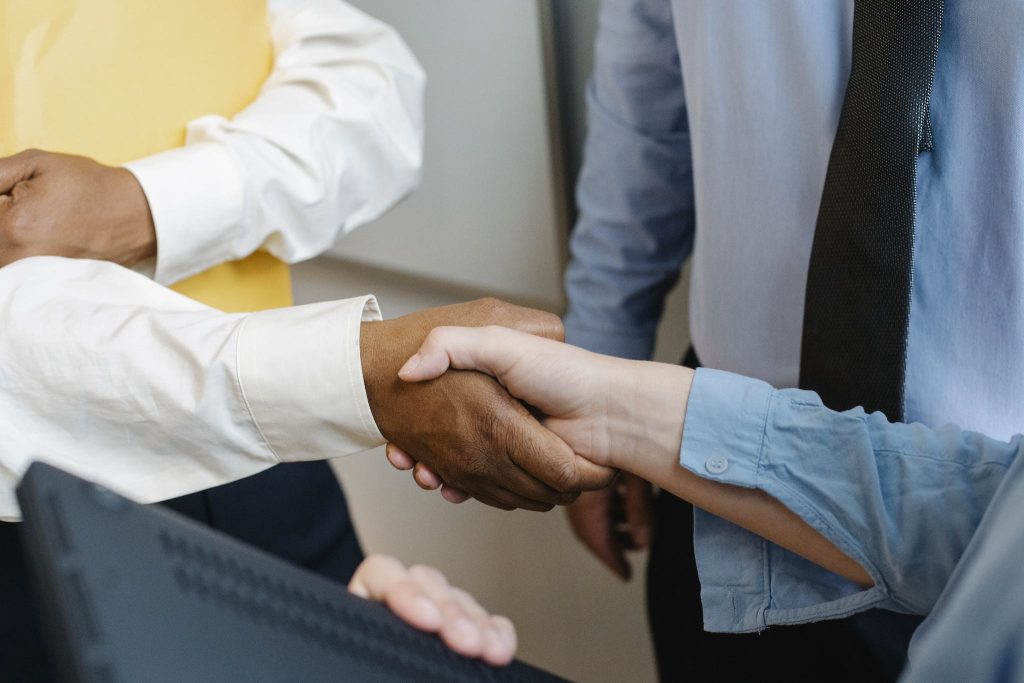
[547,458,581,494]
[3,208,31,237]
[363,553,403,576]
[408,564,448,587]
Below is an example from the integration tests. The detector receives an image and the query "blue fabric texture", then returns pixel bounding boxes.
[681,368,1016,634]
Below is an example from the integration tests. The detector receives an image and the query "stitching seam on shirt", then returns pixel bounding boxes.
[756,390,775,624]
[234,316,283,464]
[754,389,774,481]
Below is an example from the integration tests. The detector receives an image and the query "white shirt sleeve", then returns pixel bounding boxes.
[0,257,385,521]
[123,0,425,286]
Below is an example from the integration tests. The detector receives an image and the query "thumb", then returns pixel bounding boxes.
[398,325,526,382]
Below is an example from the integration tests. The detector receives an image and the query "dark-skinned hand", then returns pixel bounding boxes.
[566,474,653,580]
[360,299,616,511]
[0,149,156,267]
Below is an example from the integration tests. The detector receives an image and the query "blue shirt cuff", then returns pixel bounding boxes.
[680,368,887,632]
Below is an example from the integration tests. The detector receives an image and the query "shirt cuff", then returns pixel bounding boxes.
[236,295,385,461]
[124,141,245,286]
[680,368,887,633]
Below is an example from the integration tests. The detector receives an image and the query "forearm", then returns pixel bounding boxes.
[639,367,1018,617]
[610,361,871,585]
[0,257,382,520]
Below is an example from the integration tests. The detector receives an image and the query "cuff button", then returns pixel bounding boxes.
[705,456,729,475]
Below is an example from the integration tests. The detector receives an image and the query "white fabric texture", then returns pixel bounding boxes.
[0,257,384,521]
[124,0,425,285]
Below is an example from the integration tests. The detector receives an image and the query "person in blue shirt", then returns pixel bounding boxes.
[561,0,1024,679]
[393,323,1024,683]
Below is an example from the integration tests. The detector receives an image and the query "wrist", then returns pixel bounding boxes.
[607,361,693,476]
[359,320,398,440]
[110,167,157,265]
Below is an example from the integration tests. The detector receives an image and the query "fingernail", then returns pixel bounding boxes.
[398,353,421,378]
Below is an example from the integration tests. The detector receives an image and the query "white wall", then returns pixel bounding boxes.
[335,0,568,309]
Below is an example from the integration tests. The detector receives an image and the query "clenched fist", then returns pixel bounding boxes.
[0,149,156,267]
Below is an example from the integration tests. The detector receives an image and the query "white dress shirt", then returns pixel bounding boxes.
[0,257,385,521]
[0,0,423,519]
[125,0,425,285]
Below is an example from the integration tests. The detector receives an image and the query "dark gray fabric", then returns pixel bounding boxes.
[800,0,945,421]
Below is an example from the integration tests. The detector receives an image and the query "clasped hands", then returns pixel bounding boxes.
[362,304,684,511]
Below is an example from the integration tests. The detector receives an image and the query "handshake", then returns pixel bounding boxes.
[360,298,646,511]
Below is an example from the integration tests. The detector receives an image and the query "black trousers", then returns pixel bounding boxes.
[0,461,363,682]
[645,349,916,682]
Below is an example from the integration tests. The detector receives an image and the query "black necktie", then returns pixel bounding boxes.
[799,0,944,420]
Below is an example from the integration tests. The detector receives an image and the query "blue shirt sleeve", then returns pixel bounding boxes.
[900,454,1024,682]
[563,0,695,360]
[680,368,1018,633]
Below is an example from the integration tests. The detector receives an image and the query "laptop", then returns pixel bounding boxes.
[16,462,570,683]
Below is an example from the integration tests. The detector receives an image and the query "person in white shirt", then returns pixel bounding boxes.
[0,2,608,677]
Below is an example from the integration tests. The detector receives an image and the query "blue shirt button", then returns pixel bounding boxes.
[705,456,729,475]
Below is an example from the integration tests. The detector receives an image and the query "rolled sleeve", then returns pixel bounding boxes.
[680,368,1018,634]
[236,295,385,461]
[681,369,889,632]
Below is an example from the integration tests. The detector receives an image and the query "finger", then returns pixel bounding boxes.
[386,443,416,470]
[413,462,443,490]
[349,555,448,632]
[481,485,556,512]
[491,615,518,662]
[622,475,654,549]
[488,458,577,508]
[440,484,470,504]
[349,554,406,599]
[508,408,616,495]
[566,492,631,580]
[470,490,516,511]
[399,326,530,383]
[447,588,512,666]
[439,599,485,658]
[407,564,451,600]
[0,151,38,195]
[405,566,491,661]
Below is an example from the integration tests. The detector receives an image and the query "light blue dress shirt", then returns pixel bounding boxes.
[565,0,1024,441]
[682,368,1024,681]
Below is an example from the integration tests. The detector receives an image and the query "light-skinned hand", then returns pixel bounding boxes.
[349,554,517,666]
[386,324,684,501]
